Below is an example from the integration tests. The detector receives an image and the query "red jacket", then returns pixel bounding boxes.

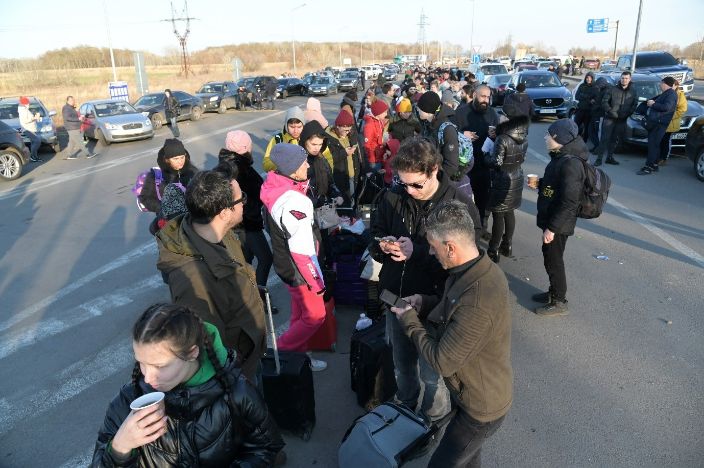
[363,114,386,164]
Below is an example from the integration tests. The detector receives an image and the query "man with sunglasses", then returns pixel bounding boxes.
[156,170,267,382]
[369,138,481,429]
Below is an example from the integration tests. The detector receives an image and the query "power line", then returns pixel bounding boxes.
[417,9,429,58]
[161,0,197,77]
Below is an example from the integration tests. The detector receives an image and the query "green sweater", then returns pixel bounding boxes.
[185,322,229,387]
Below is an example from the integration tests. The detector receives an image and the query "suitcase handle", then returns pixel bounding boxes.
[258,285,281,375]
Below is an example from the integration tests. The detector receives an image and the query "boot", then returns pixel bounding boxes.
[499,241,512,258]
[487,249,500,263]
[605,157,620,165]
[535,299,569,316]
[593,157,603,167]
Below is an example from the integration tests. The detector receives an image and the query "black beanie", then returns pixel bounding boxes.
[162,138,186,159]
[662,76,676,87]
[417,91,442,114]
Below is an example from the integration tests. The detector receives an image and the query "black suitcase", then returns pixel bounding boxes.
[350,315,397,410]
[259,287,316,441]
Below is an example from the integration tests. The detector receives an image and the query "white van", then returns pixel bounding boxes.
[361,65,382,80]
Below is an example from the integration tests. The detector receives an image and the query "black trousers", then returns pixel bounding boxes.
[489,210,515,251]
[469,167,491,226]
[428,411,505,468]
[542,233,569,302]
[659,131,672,161]
[574,109,591,143]
[596,118,626,159]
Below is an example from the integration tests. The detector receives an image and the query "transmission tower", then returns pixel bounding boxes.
[417,10,429,59]
[162,1,196,77]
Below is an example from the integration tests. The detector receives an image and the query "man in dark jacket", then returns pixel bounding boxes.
[456,85,500,235]
[370,139,481,425]
[391,200,512,467]
[531,119,587,316]
[156,170,266,381]
[638,76,678,175]
[502,82,534,120]
[164,88,180,137]
[265,78,278,110]
[588,77,610,151]
[60,95,98,159]
[594,72,637,166]
[574,73,597,143]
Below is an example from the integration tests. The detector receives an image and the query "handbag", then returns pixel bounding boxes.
[314,202,340,229]
[359,249,382,282]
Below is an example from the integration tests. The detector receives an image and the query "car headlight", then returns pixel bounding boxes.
[685,71,693,82]
[141,111,150,117]
[145,120,152,126]
[209,96,219,102]
[40,124,53,132]
[565,94,572,101]
[105,123,119,130]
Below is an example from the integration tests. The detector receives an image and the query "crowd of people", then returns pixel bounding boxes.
[89,62,683,466]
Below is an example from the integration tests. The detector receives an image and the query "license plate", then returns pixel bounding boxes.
[671,132,687,140]
[540,109,556,114]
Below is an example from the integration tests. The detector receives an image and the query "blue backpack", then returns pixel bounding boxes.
[437,121,474,179]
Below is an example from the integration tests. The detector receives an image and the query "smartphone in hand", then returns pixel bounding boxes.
[380,289,410,309]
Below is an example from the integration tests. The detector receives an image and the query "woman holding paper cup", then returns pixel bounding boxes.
[483,115,530,263]
[92,303,284,467]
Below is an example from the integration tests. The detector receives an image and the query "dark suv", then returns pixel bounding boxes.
[685,116,704,181]
[505,70,575,119]
[616,51,695,96]
[195,81,239,113]
[0,120,30,181]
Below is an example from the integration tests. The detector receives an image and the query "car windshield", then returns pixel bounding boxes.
[198,84,223,93]
[481,65,506,74]
[538,62,556,69]
[523,74,561,87]
[490,74,511,85]
[135,95,163,107]
[278,79,289,85]
[0,103,46,119]
[313,77,329,84]
[94,101,138,117]
[632,81,662,101]
[636,53,678,67]
[341,72,357,79]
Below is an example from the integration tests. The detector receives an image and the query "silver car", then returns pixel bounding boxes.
[0,96,59,151]
[79,99,154,145]
[309,76,338,96]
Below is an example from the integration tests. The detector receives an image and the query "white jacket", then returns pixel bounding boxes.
[18,105,37,132]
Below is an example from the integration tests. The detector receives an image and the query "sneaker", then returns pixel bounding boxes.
[306,352,327,372]
[86,152,99,159]
[636,166,653,175]
[535,300,569,316]
[29,156,42,162]
[531,291,551,303]
[651,164,659,172]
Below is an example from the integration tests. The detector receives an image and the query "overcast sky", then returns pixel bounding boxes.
[1,0,702,59]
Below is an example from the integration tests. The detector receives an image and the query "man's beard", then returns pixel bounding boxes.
[474,101,488,112]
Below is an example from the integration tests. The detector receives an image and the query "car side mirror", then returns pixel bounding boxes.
[49,110,57,117]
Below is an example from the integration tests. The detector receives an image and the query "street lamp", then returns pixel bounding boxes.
[291,3,306,76]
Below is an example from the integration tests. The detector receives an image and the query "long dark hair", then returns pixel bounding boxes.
[131,304,230,397]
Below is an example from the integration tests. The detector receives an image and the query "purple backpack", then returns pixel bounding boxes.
[132,167,163,212]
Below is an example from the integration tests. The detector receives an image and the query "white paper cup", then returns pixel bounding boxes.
[527,174,539,188]
[130,392,165,411]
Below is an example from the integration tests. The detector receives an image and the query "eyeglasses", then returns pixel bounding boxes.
[231,192,247,207]
[394,175,429,191]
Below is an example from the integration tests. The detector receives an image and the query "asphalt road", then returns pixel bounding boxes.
[0,94,702,467]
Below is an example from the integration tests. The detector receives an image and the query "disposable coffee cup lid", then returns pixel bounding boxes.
[527,174,538,178]
[130,392,165,411]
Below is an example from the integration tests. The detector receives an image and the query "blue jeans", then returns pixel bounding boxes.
[428,412,506,468]
[169,116,180,137]
[25,130,41,159]
[386,310,450,422]
[646,124,668,167]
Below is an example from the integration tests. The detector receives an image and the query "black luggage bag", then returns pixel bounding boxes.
[350,315,397,410]
[260,286,316,441]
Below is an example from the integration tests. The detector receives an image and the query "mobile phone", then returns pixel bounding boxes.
[379,289,410,309]
[374,236,396,244]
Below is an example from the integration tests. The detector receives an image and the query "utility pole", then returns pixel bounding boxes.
[417,9,429,59]
[162,1,196,77]
[611,20,620,60]
[290,3,306,76]
[102,0,117,81]
[470,0,476,60]
[631,0,643,70]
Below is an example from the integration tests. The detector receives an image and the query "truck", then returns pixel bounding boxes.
[616,51,695,96]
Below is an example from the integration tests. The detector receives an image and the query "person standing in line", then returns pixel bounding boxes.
[265,79,278,110]
[637,76,678,175]
[164,89,180,138]
[587,77,610,152]
[657,79,687,167]
[390,200,512,468]
[593,72,637,166]
[501,82,534,121]
[262,106,306,172]
[574,73,596,143]
[363,100,389,171]
[60,95,97,160]
[17,96,42,162]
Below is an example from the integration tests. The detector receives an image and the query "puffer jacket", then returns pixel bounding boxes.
[484,116,529,213]
[602,82,638,120]
[138,148,199,213]
[91,349,284,467]
[536,138,588,236]
[591,78,611,116]
[575,73,597,110]
[299,120,342,208]
[666,89,688,133]
[363,113,386,165]
[325,126,362,206]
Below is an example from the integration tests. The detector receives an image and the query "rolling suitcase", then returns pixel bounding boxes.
[349,315,397,410]
[259,286,316,441]
[306,297,337,351]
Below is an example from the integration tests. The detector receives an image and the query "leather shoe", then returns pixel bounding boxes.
[531,291,551,303]
[499,242,512,258]
[487,250,499,263]
[535,300,569,316]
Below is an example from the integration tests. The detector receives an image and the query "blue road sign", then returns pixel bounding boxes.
[472,54,481,64]
[587,18,609,33]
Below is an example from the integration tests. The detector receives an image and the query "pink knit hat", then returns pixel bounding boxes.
[225,130,252,154]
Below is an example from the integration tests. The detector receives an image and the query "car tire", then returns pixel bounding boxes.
[191,106,202,121]
[95,129,109,146]
[151,114,164,130]
[218,101,227,114]
[0,149,24,181]
[695,151,704,182]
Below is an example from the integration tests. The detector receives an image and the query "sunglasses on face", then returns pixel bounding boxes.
[231,192,247,207]
[394,175,428,190]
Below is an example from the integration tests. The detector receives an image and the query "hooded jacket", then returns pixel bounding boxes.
[164,89,179,119]
[325,126,362,205]
[299,120,341,207]
[591,78,611,116]
[602,81,638,120]
[575,73,597,111]
[218,149,264,231]
[536,137,588,236]
[91,326,284,468]
[666,89,688,133]
[370,170,481,301]
[399,253,512,423]
[262,106,306,172]
[484,116,529,213]
[138,148,199,213]
[260,171,325,293]
[456,100,500,171]
[501,91,534,119]
[422,104,462,178]
[363,112,387,165]
[155,214,266,380]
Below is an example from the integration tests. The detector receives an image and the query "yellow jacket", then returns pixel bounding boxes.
[262,132,298,172]
[666,89,687,133]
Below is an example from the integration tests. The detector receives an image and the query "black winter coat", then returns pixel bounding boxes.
[484,116,529,213]
[370,171,481,299]
[536,138,588,236]
[388,114,421,143]
[164,92,179,120]
[326,129,362,206]
[138,148,199,213]
[422,104,461,178]
[456,101,500,171]
[299,120,342,207]
[91,358,284,467]
[591,78,611,116]
[575,73,597,111]
[218,149,265,231]
[602,83,638,120]
[502,92,534,119]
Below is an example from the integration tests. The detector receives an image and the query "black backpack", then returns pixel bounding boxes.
[567,156,611,219]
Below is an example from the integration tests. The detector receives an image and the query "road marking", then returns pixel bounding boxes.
[0,338,133,437]
[527,148,704,269]
[0,242,157,333]
[0,111,284,202]
[0,275,163,360]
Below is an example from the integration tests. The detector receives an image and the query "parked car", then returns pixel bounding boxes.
[536,61,558,70]
[361,65,382,80]
[0,96,58,152]
[277,78,308,98]
[78,99,154,145]
[506,70,574,119]
[132,91,203,130]
[195,81,239,113]
[685,115,704,181]
[583,58,601,70]
[514,63,538,72]
[0,120,30,181]
[309,76,338,96]
[382,68,397,81]
[486,74,512,107]
[466,63,509,83]
[338,71,363,91]
[616,51,695,96]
